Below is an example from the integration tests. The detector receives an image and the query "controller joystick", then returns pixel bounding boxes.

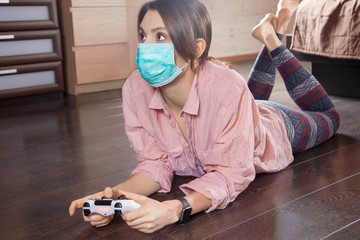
[83,196,140,217]
[118,195,126,200]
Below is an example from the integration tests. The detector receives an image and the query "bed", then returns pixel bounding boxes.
[289,0,360,97]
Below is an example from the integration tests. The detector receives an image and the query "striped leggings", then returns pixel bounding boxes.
[248,35,340,153]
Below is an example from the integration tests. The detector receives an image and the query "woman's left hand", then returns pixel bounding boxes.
[119,190,182,233]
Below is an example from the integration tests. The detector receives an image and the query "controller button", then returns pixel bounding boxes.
[83,209,91,216]
[114,210,121,217]
[83,202,90,207]
[118,195,126,200]
[101,196,107,200]
[115,203,122,208]
[95,199,112,205]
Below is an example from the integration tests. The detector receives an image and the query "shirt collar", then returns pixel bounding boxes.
[182,73,199,115]
[148,87,164,110]
[148,72,200,116]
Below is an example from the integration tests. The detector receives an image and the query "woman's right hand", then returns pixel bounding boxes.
[69,187,121,227]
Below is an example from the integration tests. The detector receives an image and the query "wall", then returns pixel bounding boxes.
[126,0,279,70]
[202,0,278,60]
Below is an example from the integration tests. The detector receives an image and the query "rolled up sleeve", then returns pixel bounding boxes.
[180,88,257,212]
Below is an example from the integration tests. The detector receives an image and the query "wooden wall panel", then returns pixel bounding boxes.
[71,0,125,7]
[71,7,127,46]
[126,0,280,62]
[201,0,278,58]
[74,44,130,84]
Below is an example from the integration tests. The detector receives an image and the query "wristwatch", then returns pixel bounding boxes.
[177,197,192,224]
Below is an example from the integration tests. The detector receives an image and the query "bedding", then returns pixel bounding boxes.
[291,0,360,60]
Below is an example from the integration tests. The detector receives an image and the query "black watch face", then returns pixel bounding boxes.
[182,207,192,222]
[184,207,192,213]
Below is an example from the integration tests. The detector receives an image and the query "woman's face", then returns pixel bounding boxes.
[138,10,188,68]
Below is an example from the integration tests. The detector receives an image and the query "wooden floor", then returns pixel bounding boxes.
[1,61,360,240]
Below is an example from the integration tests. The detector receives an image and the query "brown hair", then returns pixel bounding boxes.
[138,0,212,70]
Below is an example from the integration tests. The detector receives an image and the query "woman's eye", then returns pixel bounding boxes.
[139,33,146,42]
[157,33,166,41]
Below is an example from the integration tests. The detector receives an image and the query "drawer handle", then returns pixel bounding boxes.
[0,69,17,75]
[0,35,14,40]
[0,0,10,3]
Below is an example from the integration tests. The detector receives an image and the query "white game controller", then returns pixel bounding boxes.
[83,195,140,217]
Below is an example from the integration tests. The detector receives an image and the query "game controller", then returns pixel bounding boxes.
[83,195,141,217]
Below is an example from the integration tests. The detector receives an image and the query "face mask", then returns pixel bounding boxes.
[136,43,188,87]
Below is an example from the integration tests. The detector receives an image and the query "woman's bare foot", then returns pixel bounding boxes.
[277,0,302,15]
[276,0,302,33]
[252,13,282,51]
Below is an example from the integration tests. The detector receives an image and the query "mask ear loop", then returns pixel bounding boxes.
[180,62,189,71]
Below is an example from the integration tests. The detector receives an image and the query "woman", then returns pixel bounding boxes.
[69,0,339,233]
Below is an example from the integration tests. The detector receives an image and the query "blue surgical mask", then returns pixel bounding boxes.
[136,43,188,87]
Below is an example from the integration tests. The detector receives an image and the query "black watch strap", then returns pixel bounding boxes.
[177,197,192,224]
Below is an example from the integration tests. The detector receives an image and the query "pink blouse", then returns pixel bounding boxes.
[122,60,293,212]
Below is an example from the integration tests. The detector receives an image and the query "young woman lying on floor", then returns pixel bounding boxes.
[69,0,339,233]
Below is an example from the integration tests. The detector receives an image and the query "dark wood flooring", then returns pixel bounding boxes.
[1,61,360,240]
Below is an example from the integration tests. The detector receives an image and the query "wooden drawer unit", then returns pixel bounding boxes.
[59,0,131,95]
[0,0,64,99]
[0,30,62,66]
[0,0,58,31]
[0,61,63,99]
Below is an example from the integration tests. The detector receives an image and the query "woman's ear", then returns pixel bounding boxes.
[195,38,206,59]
